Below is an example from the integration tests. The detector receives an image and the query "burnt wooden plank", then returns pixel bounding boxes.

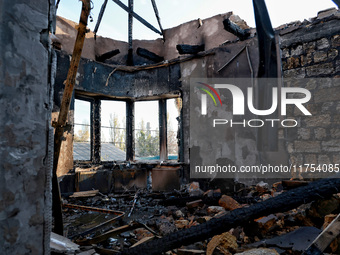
[176,44,205,55]
[151,0,164,36]
[112,0,162,35]
[118,175,340,255]
[126,100,135,161]
[159,99,167,161]
[137,47,164,63]
[52,0,91,236]
[94,0,109,38]
[96,49,120,62]
[223,18,250,41]
[127,0,134,66]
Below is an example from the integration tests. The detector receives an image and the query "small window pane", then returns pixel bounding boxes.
[167,98,181,160]
[101,100,126,161]
[135,101,159,160]
[73,99,91,160]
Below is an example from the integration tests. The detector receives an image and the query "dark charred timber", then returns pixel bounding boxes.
[92,99,101,163]
[253,0,279,151]
[52,0,91,235]
[95,49,120,62]
[176,44,205,55]
[118,176,340,255]
[94,0,108,39]
[126,100,134,161]
[127,0,134,66]
[223,18,251,41]
[333,0,340,8]
[161,196,221,207]
[137,47,164,63]
[127,49,134,66]
[112,0,162,35]
[159,99,167,161]
[150,0,164,37]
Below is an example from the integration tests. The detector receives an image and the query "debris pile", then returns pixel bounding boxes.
[52,180,340,254]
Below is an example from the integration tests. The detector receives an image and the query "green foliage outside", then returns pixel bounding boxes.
[109,113,126,152]
[74,121,90,142]
[135,120,159,157]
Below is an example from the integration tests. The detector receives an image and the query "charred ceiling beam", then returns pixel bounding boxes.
[126,100,135,161]
[95,49,120,62]
[118,175,340,255]
[159,99,168,161]
[136,47,164,63]
[112,0,162,35]
[127,0,134,66]
[91,99,101,164]
[55,50,181,99]
[176,44,205,55]
[150,0,164,38]
[94,0,108,39]
[223,18,251,41]
[56,0,61,9]
[253,0,279,151]
[332,0,340,8]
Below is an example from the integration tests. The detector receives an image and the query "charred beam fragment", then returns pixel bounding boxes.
[303,213,340,255]
[92,99,101,164]
[176,44,205,55]
[159,99,167,161]
[112,0,162,35]
[126,100,135,161]
[96,49,120,62]
[223,18,250,41]
[137,47,164,63]
[253,0,279,151]
[333,0,340,8]
[52,0,91,235]
[94,0,108,39]
[118,175,340,255]
[151,0,164,36]
[127,0,134,66]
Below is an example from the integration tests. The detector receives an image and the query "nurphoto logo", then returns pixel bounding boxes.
[197,81,312,128]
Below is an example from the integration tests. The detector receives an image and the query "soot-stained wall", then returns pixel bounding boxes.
[55,9,340,190]
[0,1,54,254]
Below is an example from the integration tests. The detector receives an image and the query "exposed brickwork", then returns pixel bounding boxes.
[281,19,340,166]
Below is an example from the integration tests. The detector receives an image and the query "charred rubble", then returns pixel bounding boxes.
[53,178,340,254]
[3,0,340,254]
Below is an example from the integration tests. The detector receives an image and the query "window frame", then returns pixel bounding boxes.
[73,94,182,164]
[73,95,94,162]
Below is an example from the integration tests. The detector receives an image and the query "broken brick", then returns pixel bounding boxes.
[207,232,238,255]
[255,214,277,235]
[206,206,225,215]
[175,210,185,219]
[219,195,242,211]
[186,200,204,209]
[175,220,189,229]
[133,228,154,241]
[187,182,204,197]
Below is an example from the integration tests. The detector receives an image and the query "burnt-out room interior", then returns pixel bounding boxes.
[3,0,340,254]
